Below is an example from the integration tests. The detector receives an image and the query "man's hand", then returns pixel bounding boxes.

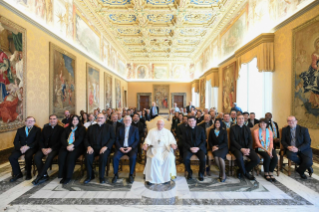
[142,144,148,151]
[42,148,48,156]
[124,147,132,153]
[170,144,177,150]
[292,146,298,153]
[287,146,298,152]
[241,148,250,155]
[100,146,107,154]
[20,145,27,154]
[120,147,126,153]
[212,146,219,152]
[87,146,94,154]
[67,144,74,151]
[190,147,199,153]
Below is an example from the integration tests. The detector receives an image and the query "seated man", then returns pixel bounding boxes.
[223,113,233,129]
[281,116,313,179]
[230,114,260,180]
[230,110,237,124]
[32,114,64,185]
[9,116,41,182]
[183,116,206,181]
[84,114,115,184]
[176,115,188,160]
[248,112,259,127]
[107,113,123,137]
[198,114,212,132]
[142,119,177,185]
[266,112,280,148]
[243,112,250,126]
[84,113,96,129]
[112,116,139,183]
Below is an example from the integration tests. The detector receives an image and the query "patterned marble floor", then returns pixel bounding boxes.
[0,161,319,212]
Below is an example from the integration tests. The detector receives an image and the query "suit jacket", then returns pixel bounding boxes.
[208,128,228,150]
[281,125,312,157]
[13,125,41,151]
[171,117,180,132]
[182,126,206,153]
[115,125,139,153]
[230,124,253,150]
[61,125,86,148]
[132,121,145,141]
[107,121,124,135]
[186,105,195,113]
[196,116,204,124]
[176,123,188,144]
[248,118,259,127]
[268,120,279,139]
[62,117,71,125]
[39,125,64,151]
[150,106,159,118]
[198,121,213,135]
[223,121,234,129]
[84,123,115,149]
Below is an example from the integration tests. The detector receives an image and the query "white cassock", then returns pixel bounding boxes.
[143,127,176,184]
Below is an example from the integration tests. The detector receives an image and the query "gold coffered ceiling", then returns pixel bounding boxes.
[79,0,245,61]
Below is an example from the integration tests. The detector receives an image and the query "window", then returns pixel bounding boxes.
[205,79,218,110]
[192,87,199,107]
[236,58,272,119]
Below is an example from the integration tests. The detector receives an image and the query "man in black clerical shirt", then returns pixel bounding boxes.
[198,114,213,132]
[9,116,41,182]
[230,114,260,180]
[183,116,206,181]
[107,113,123,137]
[84,114,115,184]
[32,114,64,185]
[176,115,188,161]
[61,110,71,125]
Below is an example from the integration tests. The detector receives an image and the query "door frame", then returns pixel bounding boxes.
[171,93,187,108]
[137,93,152,110]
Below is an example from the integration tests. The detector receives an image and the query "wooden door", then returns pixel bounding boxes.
[139,96,150,110]
[174,95,184,108]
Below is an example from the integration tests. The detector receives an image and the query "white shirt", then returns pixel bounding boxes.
[84,121,97,129]
[124,126,130,147]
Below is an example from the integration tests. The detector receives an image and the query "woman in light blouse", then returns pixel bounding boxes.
[254,118,278,182]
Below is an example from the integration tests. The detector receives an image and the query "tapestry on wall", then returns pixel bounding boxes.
[0,16,26,133]
[104,73,112,109]
[199,78,206,109]
[153,84,169,112]
[292,15,319,129]
[115,78,121,108]
[222,62,236,114]
[86,63,100,113]
[49,42,76,119]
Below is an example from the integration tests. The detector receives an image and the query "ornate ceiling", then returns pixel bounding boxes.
[79,0,244,61]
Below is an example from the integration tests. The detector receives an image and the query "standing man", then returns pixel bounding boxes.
[183,116,206,181]
[84,114,115,184]
[281,116,313,179]
[62,110,71,125]
[9,116,41,182]
[230,115,260,180]
[112,116,139,183]
[150,102,159,119]
[265,112,280,148]
[186,101,195,114]
[32,114,64,185]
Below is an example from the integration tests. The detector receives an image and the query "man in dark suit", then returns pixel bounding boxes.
[61,110,71,125]
[243,112,250,127]
[183,116,206,181]
[84,114,115,184]
[143,109,151,122]
[132,113,146,160]
[150,102,159,119]
[198,114,213,133]
[281,116,313,179]
[186,101,195,113]
[230,114,260,180]
[176,115,188,161]
[112,116,139,183]
[137,111,146,126]
[265,112,280,148]
[248,112,259,127]
[32,115,64,185]
[230,110,237,124]
[195,110,203,123]
[107,113,123,137]
[9,116,41,182]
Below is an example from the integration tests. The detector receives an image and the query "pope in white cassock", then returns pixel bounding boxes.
[142,119,177,185]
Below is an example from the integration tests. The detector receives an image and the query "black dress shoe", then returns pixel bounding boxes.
[187,171,193,180]
[32,176,42,185]
[146,181,153,185]
[198,177,204,181]
[60,178,65,184]
[25,174,32,180]
[100,178,106,184]
[296,168,307,179]
[307,167,313,177]
[10,173,23,182]
[84,177,93,184]
[39,175,49,184]
[63,178,71,184]
[128,175,134,184]
[112,175,118,184]
[244,173,255,180]
[237,172,242,179]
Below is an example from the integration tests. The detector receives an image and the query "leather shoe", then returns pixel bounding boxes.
[100,178,106,184]
[128,175,134,184]
[198,176,204,181]
[237,172,242,179]
[307,167,313,177]
[84,177,94,184]
[244,173,255,180]
[25,174,32,180]
[10,172,23,182]
[296,168,307,179]
[187,171,193,180]
[112,175,118,184]
[60,178,65,184]
[146,181,153,185]
[39,175,49,184]
[63,178,71,184]
[32,176,42,185]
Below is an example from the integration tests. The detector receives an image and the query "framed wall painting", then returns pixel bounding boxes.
[0,16,27,133]
[86,63,100,113]
[222,62,236,114]
[153,84,170,112]
[49,42,76,119]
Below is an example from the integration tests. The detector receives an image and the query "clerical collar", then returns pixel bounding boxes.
[98,123,104,127]
[238,124,244,128]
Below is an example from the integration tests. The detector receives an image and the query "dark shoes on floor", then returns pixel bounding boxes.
[198,173,204,181]
[10,172,23,182]
[25,173,32,180]
[100,178,106,184]
[32,175,49,185]
[296,168,307,179]
[112,175,118,184]
[307,167,313,177]
[244,173,255,181]
[128,175,134,184]
[84,176,95,184]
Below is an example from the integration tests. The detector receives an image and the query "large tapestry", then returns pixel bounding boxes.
[199,78,206,109]
[0,16,26,133]
[153,85,169,112]
[86,63,100,113]
[104,73,112,109]
[293,16,319,129]
[222,62,236,113]
[49,43,76,119]
[115,78,121,108]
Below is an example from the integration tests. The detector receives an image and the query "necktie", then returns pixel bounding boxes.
[25,127,29,137]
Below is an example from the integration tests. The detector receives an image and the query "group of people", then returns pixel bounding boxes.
[8,102,314,187]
